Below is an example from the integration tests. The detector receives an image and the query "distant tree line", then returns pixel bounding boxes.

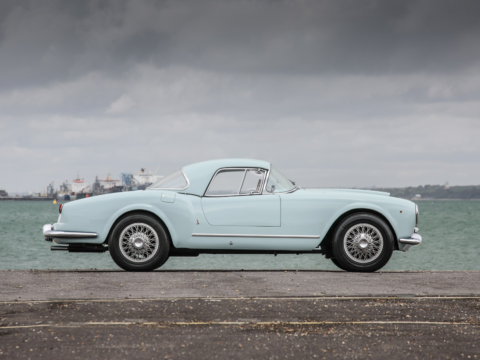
[373,185,480,200]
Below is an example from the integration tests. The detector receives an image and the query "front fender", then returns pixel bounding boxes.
[320,200,415,249]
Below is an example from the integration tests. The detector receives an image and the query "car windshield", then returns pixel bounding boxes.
[266,166,296,193]
[148,170,188,190]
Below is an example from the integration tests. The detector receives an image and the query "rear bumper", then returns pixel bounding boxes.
[399,233,422,252]
[43,224,98,241]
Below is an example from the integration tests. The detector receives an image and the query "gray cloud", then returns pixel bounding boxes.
[2,0,480,88]
[0,0,479,192]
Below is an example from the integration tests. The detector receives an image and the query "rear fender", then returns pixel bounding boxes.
[102,204,178,245]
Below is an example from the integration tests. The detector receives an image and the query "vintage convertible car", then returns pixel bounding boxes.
[43,159,422,272]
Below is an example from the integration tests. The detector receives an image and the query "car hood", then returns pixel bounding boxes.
[303,188,390,197]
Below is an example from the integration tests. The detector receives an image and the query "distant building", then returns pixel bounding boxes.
[444,181,450,190]
[0,189,8,197]
[414,194,422,199]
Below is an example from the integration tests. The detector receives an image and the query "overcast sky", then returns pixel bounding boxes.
[1,0,479,192]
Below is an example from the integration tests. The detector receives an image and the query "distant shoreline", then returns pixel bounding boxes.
[372,184,480,201]
[1,196,480,202]
[0,197,55,201]
[2,184,480,202]
[408,198,480,201]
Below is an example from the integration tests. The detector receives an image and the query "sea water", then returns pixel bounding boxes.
[0,200,478,270]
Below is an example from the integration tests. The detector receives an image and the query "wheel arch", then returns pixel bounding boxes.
[104,210,175,249]
[320,208,399,257]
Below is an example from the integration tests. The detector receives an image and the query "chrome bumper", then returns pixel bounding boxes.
[43,224,98,241]
[399,233,422,251]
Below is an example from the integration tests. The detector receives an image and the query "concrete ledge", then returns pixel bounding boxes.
[1,270,479,302]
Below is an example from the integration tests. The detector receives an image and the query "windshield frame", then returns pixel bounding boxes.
[263,165,298,194]
[147,169,190,191]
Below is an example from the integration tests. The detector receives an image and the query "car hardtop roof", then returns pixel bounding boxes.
[182,158,271,196]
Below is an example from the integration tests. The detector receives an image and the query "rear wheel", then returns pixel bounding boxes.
[332,213,394,272]
[109,214,170,271]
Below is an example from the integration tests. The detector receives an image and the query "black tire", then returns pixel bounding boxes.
[332,213,394,272]
[108,213,170,271]
[330,258,347,271]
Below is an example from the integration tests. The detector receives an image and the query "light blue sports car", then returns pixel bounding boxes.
[43,159,421,272]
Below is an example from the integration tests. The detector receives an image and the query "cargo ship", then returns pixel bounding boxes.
[94,174,123,195]
[67,175,90,200]
[122,168,163,191]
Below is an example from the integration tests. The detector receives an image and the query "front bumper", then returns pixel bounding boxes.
[399,233,422,251]
[43,224,98,241]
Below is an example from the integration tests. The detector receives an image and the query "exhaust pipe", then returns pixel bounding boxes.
[51,245,68,251]
[51,244,108,253]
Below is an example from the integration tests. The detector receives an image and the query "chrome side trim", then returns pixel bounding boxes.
[238,169,248,194]
[43,224,98,239]
[192,233,320,239]
[182,169,191,190]
[399,233,422,246]
[261,167,271,194]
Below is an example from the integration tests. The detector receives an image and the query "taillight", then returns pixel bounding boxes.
[59,204,63,214]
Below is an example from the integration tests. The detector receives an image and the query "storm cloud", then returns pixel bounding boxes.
[1,0,479,192]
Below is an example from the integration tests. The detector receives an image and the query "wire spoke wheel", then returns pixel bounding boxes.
[119,223,160,263]
[343,223,383,264]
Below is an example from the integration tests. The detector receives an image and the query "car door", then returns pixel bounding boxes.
[201,168,281,227]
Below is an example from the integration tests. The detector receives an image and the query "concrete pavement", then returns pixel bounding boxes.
[1,270,479,301]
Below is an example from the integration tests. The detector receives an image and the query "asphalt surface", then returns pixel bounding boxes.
[1,270,480,359]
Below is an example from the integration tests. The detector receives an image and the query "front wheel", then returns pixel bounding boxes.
[108,214,170,271]
[332,213,394,272]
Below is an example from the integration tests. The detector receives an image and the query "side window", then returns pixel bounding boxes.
[240,169,266,194]
[205,170,245,196]
[148,170,188,190]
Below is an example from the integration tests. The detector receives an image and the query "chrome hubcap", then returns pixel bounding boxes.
[119,223,159,263]
[133,238,144,249]
[344,223,383,263]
